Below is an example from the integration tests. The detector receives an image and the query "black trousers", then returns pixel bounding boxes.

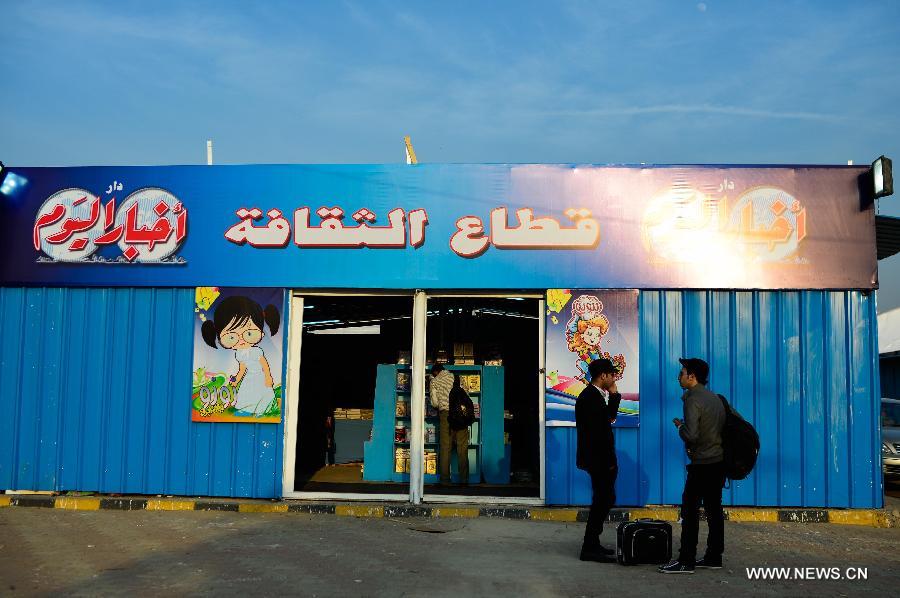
[584,465,617,546]
[678,462,726,563]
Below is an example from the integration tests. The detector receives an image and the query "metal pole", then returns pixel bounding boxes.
[409,290,427,503]
[404,136,418,165]
[207,140,213,165]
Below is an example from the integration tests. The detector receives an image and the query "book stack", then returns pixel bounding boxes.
[394,422,408,443]
[425,450,437,475]
[395,399,409,417]
[335,408,371,420]
[394,447,410,473]
[453,342,475,365]
[396,371,410,392]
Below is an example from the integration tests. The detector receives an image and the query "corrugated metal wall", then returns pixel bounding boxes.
[0,287,285,498]
[0,287,883,506]
[547,290,883,508]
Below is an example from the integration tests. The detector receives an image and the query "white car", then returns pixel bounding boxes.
[882,398,900,480]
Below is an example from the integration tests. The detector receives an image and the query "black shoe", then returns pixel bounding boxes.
[580,547,616,563]
[581,542,614,555]
[658,560,695,574]
[695,556,723,569]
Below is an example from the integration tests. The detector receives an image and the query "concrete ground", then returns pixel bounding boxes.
[1,509,898,597]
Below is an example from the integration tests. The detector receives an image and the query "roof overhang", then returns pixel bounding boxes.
[877,215,900,260]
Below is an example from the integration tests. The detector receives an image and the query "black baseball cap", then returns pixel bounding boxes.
[588,358,617,379]
[678,357,709,384]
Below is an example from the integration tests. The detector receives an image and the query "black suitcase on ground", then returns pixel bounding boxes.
[616,519,672,565]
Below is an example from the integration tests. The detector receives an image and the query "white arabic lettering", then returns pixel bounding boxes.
[224,207,290,247]
[293,206,406,248]
[490,207,600,249]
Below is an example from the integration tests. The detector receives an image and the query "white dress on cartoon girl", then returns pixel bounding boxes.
[234,346,273,416]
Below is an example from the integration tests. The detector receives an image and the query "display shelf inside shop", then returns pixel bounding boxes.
[362,363,510,484]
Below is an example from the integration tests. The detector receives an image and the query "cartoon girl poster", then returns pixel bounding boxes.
[191,287,285,423]
[545,290,639,427]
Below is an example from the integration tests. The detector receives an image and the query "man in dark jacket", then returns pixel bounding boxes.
[575,358,622,562]
[659,357,727,574]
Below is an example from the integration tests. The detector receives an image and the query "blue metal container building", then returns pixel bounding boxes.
[0,287,882,507]
[0,163,887,509]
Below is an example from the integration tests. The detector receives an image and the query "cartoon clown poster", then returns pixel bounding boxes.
[545,289,639,427]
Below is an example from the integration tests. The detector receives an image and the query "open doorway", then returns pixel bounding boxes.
[424,296,541,498]
[293,294,413,494]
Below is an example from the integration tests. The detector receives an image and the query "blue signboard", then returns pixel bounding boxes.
[0,163,876,289]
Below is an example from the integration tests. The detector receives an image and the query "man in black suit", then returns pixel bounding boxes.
[575,358,622,562]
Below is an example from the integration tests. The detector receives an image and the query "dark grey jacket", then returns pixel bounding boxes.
[678,384,726,464]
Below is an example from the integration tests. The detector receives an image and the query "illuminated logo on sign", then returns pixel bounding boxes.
[33,186,188,264]
[641,183,807,264]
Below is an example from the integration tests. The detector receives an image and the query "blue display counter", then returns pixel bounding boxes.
[363,364,510,484]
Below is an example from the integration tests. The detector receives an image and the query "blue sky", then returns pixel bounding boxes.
[4,0,900,306]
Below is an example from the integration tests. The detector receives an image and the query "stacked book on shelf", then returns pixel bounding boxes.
[453,342,475,364]
[394,447,410,473]
[333,408,374,420]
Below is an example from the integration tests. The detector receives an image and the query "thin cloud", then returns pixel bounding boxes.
[543,104,845,122]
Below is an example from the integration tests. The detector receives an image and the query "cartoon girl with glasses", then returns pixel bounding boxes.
[201,296,280,417]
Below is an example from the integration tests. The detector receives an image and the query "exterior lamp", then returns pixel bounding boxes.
[872,156,894,198]
[0,162,29,199]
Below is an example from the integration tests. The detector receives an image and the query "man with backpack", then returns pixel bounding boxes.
[430,364,470,485]
[659,358,727,574]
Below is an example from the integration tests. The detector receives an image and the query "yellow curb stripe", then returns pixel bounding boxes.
[54,497,101,511]
[529,509,579,522]
[630,508,679,521]
[873,512,896,528]
[335,505,384,518]
[726,509,779,522]
[146,499,196,511]
[0,496,11,507]
[238,503,289,513]
[827,510,877,526]
[431,507,480,519]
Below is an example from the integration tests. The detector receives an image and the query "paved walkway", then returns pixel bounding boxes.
[1,508,897,596]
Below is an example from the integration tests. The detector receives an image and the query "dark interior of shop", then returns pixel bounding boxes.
[294,295,540,497]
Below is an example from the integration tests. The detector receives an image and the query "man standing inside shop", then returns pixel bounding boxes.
[430,363,464,485]
[659,357,727,575]
[575,358,622,562]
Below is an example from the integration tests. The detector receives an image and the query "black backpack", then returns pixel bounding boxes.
[717,394,760,480]
[448,385,476,431]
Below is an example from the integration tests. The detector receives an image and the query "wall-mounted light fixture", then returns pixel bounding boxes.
[0,161,29,198]
[872,155,893,199]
